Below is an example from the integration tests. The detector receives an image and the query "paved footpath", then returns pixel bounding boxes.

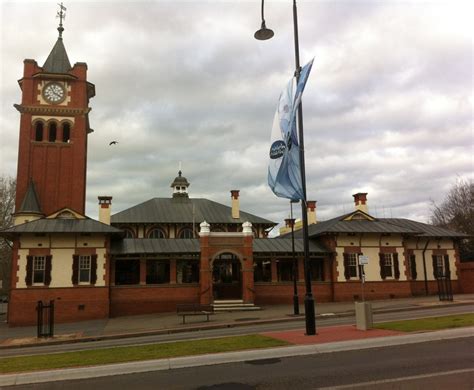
[1,294,473,349]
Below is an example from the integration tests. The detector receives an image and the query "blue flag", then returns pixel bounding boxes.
[268,58,314,201]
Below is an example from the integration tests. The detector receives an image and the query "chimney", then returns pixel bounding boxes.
[98,196,112,225]
[353,192,368,213]
[307,200,317,225]
[231,190,240,219]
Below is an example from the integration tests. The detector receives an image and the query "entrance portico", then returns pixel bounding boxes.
[199,221,255,305]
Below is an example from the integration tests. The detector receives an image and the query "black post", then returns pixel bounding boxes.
[289,201,299,314]
[49,300,55,337]
[36,300,42,338]
[292,0,316,335]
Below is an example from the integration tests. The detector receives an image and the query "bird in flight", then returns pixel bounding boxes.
[109,141,118,145]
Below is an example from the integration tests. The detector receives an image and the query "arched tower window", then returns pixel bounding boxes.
[123,229,135,239]
[148,228,166,239]
[62,122,71,143]
[48,122,57,142]
[178,228,194,239]
[34,122,44,141]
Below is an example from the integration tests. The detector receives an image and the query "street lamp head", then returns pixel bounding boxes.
[254,21,274,40]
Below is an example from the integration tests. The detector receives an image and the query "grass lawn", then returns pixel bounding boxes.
[0,334,290,374]
[375,313,474,332]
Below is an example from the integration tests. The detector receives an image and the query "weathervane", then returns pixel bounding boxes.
[56,2,67,38]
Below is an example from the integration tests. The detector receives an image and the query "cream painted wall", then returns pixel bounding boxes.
[335,233,406,282]
[16,234,108,288]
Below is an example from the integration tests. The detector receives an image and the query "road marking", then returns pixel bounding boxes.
[317,368,474,389]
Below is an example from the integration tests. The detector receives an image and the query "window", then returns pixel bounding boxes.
[148,228,165,239]
[48,122,57,142]
[178,228,194,239]
[432,255,449,278]
[115,259,140,285]
[146,260,170,284]
[123,229,134,238]
[383,253,393,277]
[62,123,71,142]
[254,259,271,282]
[79,255,91,283]
[33,256,46,284]
[35,122,44,141]
[177,260,199,283]
[409,254,417,280]
[344,253,359,279]
[310,259,324,281]
[379,252,400,280]
[276,259,293,282]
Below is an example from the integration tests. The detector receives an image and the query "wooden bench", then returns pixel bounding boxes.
[176,304,214,324]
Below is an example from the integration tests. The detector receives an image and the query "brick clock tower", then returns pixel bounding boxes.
[14,5,95,219]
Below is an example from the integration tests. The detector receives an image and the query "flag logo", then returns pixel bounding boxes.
[269,140,286,159]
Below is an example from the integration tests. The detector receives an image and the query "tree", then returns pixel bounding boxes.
[0,175,15,295]
[431,178,474,261]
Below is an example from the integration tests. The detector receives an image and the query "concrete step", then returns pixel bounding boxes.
[213,306,261,312]
[212,300,261,312]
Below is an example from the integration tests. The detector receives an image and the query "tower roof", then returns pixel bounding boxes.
[17,180,43,215]
[42,4,71,74]
[42,37,72,73]
[170,171,190,188]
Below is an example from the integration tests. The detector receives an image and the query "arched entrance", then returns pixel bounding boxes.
[212,252,242,300]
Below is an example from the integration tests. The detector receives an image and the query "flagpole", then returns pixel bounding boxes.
[292,0,316,336]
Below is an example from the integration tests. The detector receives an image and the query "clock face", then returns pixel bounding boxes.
[42,82,66,104]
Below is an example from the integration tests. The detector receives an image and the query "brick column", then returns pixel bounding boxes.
[271,258,278,282]
[242,234,254,304]
[298,256,305,281]
[139,257,147,285]
[170,258,177,284]
[199,222,212,304]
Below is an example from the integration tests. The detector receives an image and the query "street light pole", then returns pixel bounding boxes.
[255,0,316,335]
[290,200,299,315]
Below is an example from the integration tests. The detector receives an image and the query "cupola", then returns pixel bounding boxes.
[171,171,190,198]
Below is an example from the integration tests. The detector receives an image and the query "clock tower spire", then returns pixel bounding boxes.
[14,4,95,219]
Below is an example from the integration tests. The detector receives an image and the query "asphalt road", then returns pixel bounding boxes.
[5,337,474,389]
[1,304,472,358]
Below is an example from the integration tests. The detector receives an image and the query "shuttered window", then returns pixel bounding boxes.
[33,256,46,284]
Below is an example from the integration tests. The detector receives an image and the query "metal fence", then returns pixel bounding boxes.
[436,276,453,302]
[36,300,54,338]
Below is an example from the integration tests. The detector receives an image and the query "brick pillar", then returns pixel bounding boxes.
[242,234,254,304]
[271,258,278,282]
[170,258,177,284]
[139,257,147,285]
[298,256,305,281]
[199,222,212,304]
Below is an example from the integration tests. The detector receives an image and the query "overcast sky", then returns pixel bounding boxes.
[0,0,472,234]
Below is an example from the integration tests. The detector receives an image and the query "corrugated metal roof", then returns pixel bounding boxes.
[111,197,275,226]
[111,239,200,255]
[0,218,122,235]
[253,238,329,254]
[280,213,466,239]
[384,218,469,238]
[110,238,329,255]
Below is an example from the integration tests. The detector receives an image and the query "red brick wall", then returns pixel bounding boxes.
[459,263,474,293]
[254,283,332,305]
[15,60,91,215]
[110,285,200,316]
[333,281,412,301]
[8,287,109,326]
